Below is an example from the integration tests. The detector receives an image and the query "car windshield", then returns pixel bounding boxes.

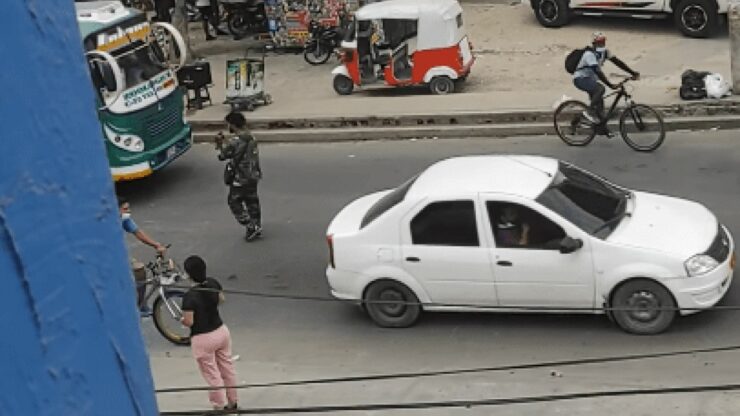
[536,162,629,238]
[361,174,418,228]
[115,45,167,90]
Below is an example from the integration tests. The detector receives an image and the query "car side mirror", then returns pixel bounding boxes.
[559,236,583,254]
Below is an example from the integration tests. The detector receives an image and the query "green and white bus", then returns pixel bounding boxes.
[76,1,192,181]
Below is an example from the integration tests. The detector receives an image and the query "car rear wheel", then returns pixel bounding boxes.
[535,0,571,28]
[364,280,421,328]
[611,279,676,335]
[674,0,719,38]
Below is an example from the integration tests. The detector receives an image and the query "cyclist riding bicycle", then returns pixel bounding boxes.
[573,32,640,135]
[119,196,167,317]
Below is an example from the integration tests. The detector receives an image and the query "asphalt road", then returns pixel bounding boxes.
[119,130,740,414]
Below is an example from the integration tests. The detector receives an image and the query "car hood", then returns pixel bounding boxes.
[607,191,717,258]
[327,190,390,236]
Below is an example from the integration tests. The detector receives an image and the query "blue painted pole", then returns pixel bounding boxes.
[0,1,158,415]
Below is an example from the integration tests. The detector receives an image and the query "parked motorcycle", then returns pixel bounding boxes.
[303,20,344,65]
[222,0,267,39]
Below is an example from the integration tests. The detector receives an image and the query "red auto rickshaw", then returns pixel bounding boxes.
[331,0,474,95]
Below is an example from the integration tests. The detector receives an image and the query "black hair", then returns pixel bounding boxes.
[117,195,128,208]
[224,111,247,129]
[184,255,207,283]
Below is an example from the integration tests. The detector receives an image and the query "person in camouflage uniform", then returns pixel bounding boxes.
[216,112,263,241]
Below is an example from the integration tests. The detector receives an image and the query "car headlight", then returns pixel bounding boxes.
[103,125,145,153]
[684,254,719,277]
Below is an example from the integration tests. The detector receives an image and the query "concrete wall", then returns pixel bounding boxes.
[0,1,158,415]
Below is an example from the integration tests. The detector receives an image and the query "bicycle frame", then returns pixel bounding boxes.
[600,85,632,124]
[141,260,185,319]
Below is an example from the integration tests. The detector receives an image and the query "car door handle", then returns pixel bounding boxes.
[405,257,420,263]
[496,261,513,267]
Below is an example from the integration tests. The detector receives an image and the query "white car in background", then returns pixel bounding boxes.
[326,155,735,335]
[529,0,728,38]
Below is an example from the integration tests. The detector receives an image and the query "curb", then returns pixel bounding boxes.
[189,100,740,143]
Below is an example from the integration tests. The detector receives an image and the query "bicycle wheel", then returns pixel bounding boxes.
[153,290,190,346]
[619,104,665,152]
[554,100,596,146]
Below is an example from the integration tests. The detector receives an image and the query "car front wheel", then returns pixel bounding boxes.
[364,280,421,328]
[610,279,676,335]
[535,0,571,27]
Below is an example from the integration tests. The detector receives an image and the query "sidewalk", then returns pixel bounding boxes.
[150,324,740,415]
[183,2,735,125]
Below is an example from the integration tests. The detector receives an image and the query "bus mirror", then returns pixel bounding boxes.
[100,63,118,91]
[86,50,124,111]
[149,22,187,71]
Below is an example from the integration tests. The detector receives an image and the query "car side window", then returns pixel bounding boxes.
[411,200,479,247]
[487,202,566,250]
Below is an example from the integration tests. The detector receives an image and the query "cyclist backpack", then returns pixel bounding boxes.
[565,48,587,74]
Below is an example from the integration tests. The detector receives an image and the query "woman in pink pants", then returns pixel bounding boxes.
[181,255,238,411]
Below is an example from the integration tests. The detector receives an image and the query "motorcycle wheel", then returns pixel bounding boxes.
[228,14,251,38]
[304,42,332,65]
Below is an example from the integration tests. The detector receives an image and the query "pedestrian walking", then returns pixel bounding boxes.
[216,111,263,242]
[196,0,226,40]
[180,255,239,412]
[153,0,173,22]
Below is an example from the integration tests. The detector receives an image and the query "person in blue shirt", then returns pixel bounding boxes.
[573,32,639,134]
[119,197,167,316]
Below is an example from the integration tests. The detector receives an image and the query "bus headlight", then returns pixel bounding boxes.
[104,125,145,153]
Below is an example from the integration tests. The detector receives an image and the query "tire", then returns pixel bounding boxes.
[304,42,332,65]
[619,104,666,152]
[535,0,571,28]
[333,75,354,95]
[674,0,719,38]
[263,94,273,105]
[364,280,421,328]
[429,76,455,95]
[610,279,676,335]
[553,100,597,146]
[228,14,250,38]
[153,290,191,346]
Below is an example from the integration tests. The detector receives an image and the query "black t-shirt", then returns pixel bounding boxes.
[182,277,224,337]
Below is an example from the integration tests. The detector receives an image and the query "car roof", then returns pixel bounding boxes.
[406,155,558,200]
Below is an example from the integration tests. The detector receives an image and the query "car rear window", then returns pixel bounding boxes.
[360,175,418,228]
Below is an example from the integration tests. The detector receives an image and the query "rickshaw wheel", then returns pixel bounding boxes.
[333,75,354,95]
[429,76,455,95]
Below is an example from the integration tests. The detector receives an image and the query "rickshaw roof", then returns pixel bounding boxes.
[355,0,462,21]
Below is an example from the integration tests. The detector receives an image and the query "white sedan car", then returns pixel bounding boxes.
[326,155,735,334]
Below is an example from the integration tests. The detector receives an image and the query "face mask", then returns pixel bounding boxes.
[121,212,131,220]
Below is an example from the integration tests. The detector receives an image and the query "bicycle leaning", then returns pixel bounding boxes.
[140,247,191,346]
[554,77,666,152]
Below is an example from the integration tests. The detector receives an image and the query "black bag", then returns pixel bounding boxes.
[223,162,235,185]
[565,48,587,74]
[680,69,709,100]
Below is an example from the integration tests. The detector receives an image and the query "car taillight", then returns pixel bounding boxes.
[327,234,336,269]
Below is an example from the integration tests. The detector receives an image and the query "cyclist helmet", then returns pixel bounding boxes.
[591,32,606,46]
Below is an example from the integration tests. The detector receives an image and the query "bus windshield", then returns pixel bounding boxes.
[116,46,167,89]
